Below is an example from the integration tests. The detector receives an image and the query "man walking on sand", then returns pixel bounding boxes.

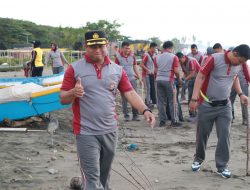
[140,42,158,108]
[115,41,143,122]
[190,44,250,178]
[154,41,182,127]
[60,30,155,190]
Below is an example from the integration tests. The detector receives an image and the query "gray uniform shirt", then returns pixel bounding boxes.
[45,49,68,67]
[201,52,241,102]
[188,51,203,64]
[116,52,135,81]
[144,52,155,75]
[155,52,178,82]
[71,58,123,135]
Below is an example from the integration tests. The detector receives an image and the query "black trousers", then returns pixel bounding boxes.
[32,67,43,77]
[149,74,156,104]
[166,79,183,121]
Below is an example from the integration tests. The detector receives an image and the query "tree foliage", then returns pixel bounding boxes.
[0,18,123,50]
[83,20,123,41]
[171,38,182,52]
[148,37,162,47]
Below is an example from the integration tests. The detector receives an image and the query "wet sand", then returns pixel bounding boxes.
[0,69,250,189]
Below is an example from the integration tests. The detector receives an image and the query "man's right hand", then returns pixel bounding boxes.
[73,77,85,97]
[189,99,198,112]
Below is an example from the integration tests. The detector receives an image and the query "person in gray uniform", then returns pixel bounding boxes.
[115,41,143,121]
[176,52,200,121]
[155,41,182,127]
[141,42,158,108]
[60,30,155,190]
[188,44,204,65]
[230,63,250,124]
[190,44,250,178]
[213,43,224,53]
[45,42,69,74]
[180,44,203,101]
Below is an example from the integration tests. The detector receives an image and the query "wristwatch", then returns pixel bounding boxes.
[142,108,152,114]
[191,98,198,102]
[238,92,244,97]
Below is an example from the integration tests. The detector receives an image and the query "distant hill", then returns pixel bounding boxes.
[0,18,126,50]
[0,17,86,50]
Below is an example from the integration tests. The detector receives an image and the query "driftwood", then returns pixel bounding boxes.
[2,117,43,127]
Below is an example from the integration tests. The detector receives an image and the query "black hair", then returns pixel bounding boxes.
[163,41,173,49]
[51,42,58,52]
[191,44,197,49]
[32,40,41,48]
[213,43,222,49]
[176,52,184,58]
[150,42,158,48]
[122,41,130,47]
[207,47,214,55]
[233,44,250,60]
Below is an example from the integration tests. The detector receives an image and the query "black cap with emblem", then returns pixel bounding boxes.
[85,30,108,46]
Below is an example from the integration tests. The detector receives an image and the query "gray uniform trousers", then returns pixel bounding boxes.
[188,78,197,117]
[52,66,64,74]
[195,102,232,171]
[143,76,151,105]
[143,74,156,105]
[76,132,117,190]
[165,79,183,121]
[122,79,138,117]
[156,80,178,124]
[230,80,249,123]
[181,80,188,99]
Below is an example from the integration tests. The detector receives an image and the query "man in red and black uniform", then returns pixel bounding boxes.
[190,44,250,178]
[60,30,155,189]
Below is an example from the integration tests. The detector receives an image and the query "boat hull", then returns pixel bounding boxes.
[0,72,64,88]
[0,91,69,122]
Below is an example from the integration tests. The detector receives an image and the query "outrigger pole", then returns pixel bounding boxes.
[0,128,46,132]
[246,104,250,176]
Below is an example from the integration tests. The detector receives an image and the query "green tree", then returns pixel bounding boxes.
[171,38,182,53]
[148,37,162,47]
[83,20,123,41]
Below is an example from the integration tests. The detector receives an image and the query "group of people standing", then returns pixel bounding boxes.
[24,41,68,77]
[112,40,250,179]
[59,29,250,189]
[139,42,201,126]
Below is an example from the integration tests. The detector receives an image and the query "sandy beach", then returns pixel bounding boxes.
[0,68,250,190]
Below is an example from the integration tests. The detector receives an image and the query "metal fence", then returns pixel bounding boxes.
[0,50,84,67]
